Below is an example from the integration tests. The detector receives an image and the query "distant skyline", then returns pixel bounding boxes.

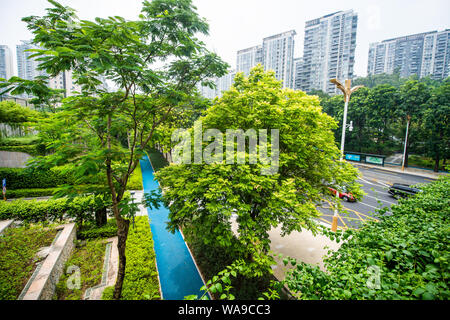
[0,0,449,78]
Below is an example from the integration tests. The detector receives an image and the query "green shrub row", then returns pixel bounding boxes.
[6,188,57,199]
[0,167,74,189]
[102,216,160,300]
[77,219,118,240]
[0,194,111,223]
[0,144,46,156]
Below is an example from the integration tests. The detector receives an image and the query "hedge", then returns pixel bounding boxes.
[0,194,112,223]
[102,216,160,300]
[0,144,46,156]
[283,175,450,300]
[0,167,74,189]
[77,219,118,240]
[6,188,57,199]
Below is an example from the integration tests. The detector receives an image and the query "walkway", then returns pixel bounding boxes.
[139,155,207,300]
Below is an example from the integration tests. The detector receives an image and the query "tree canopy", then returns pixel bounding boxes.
[156,65,362,277]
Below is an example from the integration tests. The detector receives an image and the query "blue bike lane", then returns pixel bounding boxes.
[139,155,208,300]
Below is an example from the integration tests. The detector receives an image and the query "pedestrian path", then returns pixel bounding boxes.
[139,155,207,300]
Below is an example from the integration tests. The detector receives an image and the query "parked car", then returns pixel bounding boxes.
[388,183,421,199]
[327,187,356,202]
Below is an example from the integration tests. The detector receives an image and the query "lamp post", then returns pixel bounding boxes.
[401,115,411,171]
[329,79,364,232]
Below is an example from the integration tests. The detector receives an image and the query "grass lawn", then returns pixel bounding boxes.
[53,239,106,300]
[408,155,447,171]
[0,224,57,300]
[126,162,143,190]
[102,215,160,300]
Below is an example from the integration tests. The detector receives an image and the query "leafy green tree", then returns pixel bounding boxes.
[422,81,450,171]
[366,84,401,154]
[9,0,228,299]
[398,80,431,167]
[156,66,362,278]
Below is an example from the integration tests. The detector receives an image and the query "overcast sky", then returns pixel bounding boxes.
[1,0,449,77]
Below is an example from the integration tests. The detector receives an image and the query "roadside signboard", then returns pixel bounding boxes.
[345,154,361,162]
[366,156,383,165]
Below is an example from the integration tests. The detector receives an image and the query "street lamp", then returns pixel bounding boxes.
[329,79,364,232]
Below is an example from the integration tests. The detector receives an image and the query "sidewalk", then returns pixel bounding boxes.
[354,162,447,180]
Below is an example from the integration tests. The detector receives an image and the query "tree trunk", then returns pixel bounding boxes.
[95,206,108,227]
[434,150,440,173]
[113,215,130,300]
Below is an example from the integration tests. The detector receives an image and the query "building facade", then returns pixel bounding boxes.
[300,10,358,95]
[0,45,14,80]
[262,30,296,88]
[197,70,236,99]
[236,45,263,76]
[293,57,304,90]
[368,29,450,80]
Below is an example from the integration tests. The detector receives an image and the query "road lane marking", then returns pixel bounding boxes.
[342,207,379,222]
[363,194,397,206]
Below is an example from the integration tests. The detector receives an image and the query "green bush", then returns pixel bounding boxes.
[0,167,74,189]
[6,188,57,199]
[0,194,111,224]
[0,144,46,156]
[0,224,57,300]
[102,216,160,300]
[283,176,450,300]
[77,219,118,240]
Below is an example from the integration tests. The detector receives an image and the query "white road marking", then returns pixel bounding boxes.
[353,201,392,214]
[363,194,397,206]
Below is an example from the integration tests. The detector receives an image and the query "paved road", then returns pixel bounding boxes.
[317,165,435,230]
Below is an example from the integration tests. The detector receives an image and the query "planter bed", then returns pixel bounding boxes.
[0,222,58,300]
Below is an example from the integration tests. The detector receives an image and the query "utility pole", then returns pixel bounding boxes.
[401,115,411,171]
[329,79,364,232]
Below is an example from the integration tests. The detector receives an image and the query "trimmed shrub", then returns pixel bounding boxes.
[77,219,118,240]
[0,167,74,189]
[0,194,111,224]
[6,188,57,199]
[102,216,160,300]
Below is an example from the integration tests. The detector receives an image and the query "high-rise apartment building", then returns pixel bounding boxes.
[197,70,236,99]
[300,10,358,95]
[293,57,304,90]
[367,29,450,80]
[17,40,82,98]
[262,30,296,88]
[0,45,14,80]
[236,45,263,76]
[16,40,45,81]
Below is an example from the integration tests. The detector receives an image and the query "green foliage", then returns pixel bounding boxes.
[146,147,170,172]
[283,176,450,300]
[6,187,57,199]
[0,101,39,125]
[54,239,106,300]
[126,162,143,190]
[0,224,57,300]
[157,65,361,278]
[183,226,277,300]
[0,167,73,189]
[77,219,118,240]
[0,194,111,223]
[102,216,160,300]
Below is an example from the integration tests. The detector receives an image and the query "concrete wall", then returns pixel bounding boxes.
[0,150,31,168]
